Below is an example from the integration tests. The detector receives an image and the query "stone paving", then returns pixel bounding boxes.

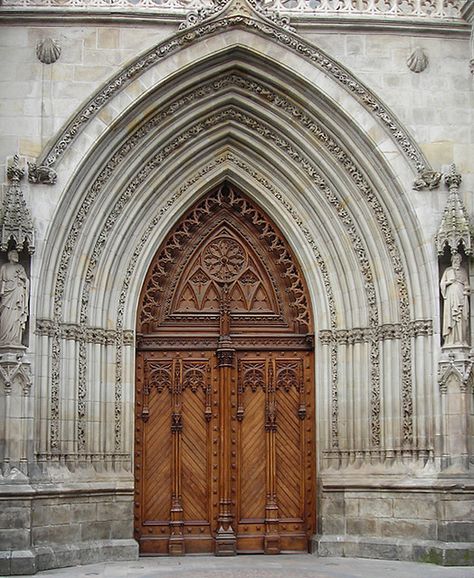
[19,556,474,578]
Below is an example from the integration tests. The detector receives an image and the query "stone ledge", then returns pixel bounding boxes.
[314,535,474,566]
[0,539,138,576]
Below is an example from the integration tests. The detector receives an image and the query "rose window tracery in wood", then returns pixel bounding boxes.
[171,225,279,321]
[137,183,312,335]
[202,237,246,282]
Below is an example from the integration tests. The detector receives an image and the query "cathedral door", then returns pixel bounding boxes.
[135,184,315,555]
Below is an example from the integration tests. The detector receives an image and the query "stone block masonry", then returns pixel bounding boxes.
[0,486,138,575]
[317,483,474,566]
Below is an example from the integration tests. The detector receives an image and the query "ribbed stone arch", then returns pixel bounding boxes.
[33,31,436,472]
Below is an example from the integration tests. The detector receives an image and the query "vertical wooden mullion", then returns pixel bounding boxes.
[264,356,280,553]
[169,358,184,555]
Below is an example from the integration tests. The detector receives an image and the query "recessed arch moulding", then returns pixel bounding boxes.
[31,22,440,488]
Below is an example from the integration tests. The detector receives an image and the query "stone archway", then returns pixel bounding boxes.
[135,182,315,555]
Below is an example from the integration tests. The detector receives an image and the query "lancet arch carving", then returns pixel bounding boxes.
[137,182,312,338]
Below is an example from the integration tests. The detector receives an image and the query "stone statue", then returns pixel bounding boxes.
[0,250,29,347]
[440,253,470,347]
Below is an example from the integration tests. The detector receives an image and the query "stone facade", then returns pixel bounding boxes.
[0,0,473,574]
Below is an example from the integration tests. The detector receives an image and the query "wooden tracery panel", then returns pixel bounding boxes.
[135,183,315,556]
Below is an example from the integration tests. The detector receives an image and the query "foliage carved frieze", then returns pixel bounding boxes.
[36,319,134,345]
[319,320,433,344]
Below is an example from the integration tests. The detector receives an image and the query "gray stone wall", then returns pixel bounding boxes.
[0,488,137,575]
[318,485,474,565]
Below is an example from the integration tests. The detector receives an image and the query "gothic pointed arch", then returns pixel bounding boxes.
[135,181,315,555]
[137,181,313,341]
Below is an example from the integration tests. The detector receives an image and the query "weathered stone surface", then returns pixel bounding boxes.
[10,550,35,576]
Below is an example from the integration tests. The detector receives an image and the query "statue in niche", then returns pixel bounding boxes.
[0,250,29,347]
[440,252,470,347]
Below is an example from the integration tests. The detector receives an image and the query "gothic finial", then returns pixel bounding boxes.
[7,155,25,183]
[436,164,473,256]
[1,156,35,255]
[444,163,462,190]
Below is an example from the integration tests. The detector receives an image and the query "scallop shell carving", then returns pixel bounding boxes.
[36,38,61,65]
[407,48,428,73]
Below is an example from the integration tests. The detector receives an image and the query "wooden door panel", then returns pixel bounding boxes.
[181,387,208,521]
[143,387,172,523]
[238,386,266,521]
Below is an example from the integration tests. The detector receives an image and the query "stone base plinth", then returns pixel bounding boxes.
[318,477,474,566]
[314,536,474,566]
[0,483,138,575]
[0,540,138,575]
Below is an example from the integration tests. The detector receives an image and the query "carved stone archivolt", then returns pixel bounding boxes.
[44,68,428,458]
[36,6,428,174]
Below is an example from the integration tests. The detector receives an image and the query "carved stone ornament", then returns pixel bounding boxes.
[413,169,442,191]
[0,350,32,396]
[28,162,57,185]
[1,156,35,254]
[36,38,61,65]
[438,352,474,394]
[407,47,428,73]
[436,164,473,256]
[179,0,294,32]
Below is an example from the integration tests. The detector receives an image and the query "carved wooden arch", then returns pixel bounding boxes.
[137,181,313,343]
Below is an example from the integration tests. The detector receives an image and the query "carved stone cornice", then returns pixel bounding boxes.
[319,320,433,345]
[436,164,473,255]
[1,155,35,254]
[1,0,468,20]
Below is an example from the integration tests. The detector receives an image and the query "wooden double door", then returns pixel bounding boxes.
[135,347,315,555]
[134,183,315,555]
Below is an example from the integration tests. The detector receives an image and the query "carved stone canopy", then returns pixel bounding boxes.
[436,164,473,256]
[1,156,35,254]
